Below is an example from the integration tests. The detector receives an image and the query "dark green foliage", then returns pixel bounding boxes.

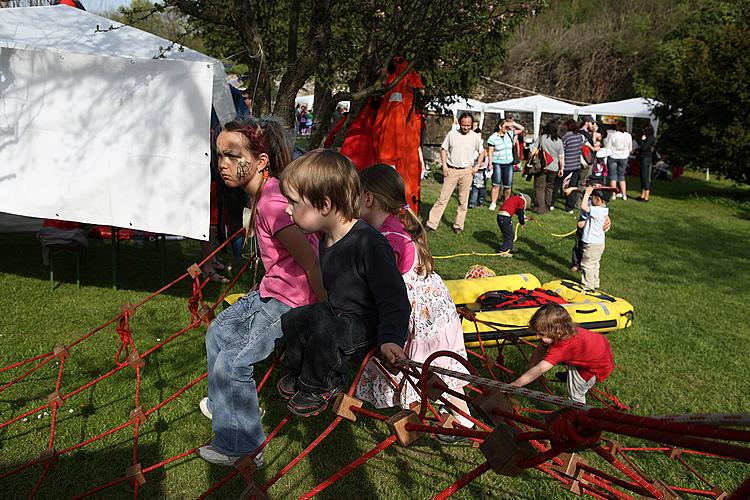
[638,0,750,184]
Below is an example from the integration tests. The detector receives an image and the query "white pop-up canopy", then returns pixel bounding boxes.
[0,5,236,240]
[484,95,579,140]
[426,96,489,128]
[576,97,661,134]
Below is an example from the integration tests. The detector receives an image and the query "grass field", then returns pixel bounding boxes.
[1,170,749,499]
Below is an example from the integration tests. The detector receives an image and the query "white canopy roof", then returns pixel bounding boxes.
[576,98,661,119]
[0,6,234,240]
[484,95,579,139]
[576,98,661,134]
[484,95,578,115]
[295,94,350,110]
[0,5,235,123]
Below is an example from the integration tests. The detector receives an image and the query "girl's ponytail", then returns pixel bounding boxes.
[399,206,434,276]
[359,164,434,276]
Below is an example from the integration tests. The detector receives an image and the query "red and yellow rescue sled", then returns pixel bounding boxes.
[444,274,634,347]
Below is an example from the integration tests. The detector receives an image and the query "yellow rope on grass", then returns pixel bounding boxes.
[529,217,577,238]
[433,224,518,260]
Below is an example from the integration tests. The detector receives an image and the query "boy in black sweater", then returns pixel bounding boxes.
[278,149,410,417]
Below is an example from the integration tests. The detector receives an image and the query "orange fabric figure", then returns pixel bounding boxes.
[372,57,425,212]
[340,99,378,171]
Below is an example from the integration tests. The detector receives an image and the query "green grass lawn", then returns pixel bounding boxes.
[1,170,749,499]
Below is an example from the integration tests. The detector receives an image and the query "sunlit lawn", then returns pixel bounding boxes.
[1,170,748,498]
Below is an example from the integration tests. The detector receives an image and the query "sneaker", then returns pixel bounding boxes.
[488,203,497,210]
[277,374,298,400]
[569,266,579,273]
[565,209,575,214]
[197,445,264,469]
[616,193,623,199]
[622,194,628,200]
[468,205,475,209]
[500,251,513,258]
[199,397,212,420]
[453,227,463,235]
[287,386,341,417]
[429,416,470,444]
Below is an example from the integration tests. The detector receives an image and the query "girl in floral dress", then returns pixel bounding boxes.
[355,165,474,432]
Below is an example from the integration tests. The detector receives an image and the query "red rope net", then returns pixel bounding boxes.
[1,245,748,499]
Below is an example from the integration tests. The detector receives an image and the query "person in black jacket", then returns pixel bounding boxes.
[636,124,657,202]
[278,149,410,417]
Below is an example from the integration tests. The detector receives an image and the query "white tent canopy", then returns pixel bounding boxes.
[576,97,661,134]
[484,95,579,140]
[0,6,235,240]
[295,94,350,111]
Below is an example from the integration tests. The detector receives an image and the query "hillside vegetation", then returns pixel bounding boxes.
[478,0,691,103]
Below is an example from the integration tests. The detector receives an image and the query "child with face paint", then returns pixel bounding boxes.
[197,117,326,467]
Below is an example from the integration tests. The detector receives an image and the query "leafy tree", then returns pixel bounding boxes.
[110,0,205,54]
[159,0,541,143]
[638,0,750,184]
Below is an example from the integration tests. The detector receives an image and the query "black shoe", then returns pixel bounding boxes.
[277,374,297,400]
[555,371,568,382]
[429,417,470,444]
[425,224,436,232]
[287,387,341,417]
[436,432,469,444]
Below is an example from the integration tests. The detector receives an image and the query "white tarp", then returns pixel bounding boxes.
[0,6,234,240]
[295,94,350,110]
[576,97,661,134]
[484,95,579,139]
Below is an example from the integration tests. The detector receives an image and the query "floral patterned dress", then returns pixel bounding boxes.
[355,230,470,409]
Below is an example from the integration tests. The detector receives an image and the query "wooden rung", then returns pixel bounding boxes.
[331,393,363,422]
[386,410,423,447]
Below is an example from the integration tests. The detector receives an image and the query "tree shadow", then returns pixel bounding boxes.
[0,232,245,297]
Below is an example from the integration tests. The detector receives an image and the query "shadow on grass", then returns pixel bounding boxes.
[0,232,242,297]
[646,174,750,203]
[1,442,166,498]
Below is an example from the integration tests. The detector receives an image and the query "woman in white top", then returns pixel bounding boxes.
[604,122,633,199]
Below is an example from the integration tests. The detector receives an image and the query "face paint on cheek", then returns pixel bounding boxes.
[236,159,249,183]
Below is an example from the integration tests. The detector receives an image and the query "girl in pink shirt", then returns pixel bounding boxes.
[198,117,325,467]
[355,165,474,439]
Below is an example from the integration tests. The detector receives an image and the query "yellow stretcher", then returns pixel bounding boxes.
[444,275,634,347]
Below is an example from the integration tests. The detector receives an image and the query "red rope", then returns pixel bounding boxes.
[198,414,293,499]
[0,352,52,374]
[298,435,398,499]
[262,416,344,491]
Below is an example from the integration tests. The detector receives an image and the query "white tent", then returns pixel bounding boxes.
[576,97,661,134]
[0,6,236,240]
[295,94,350,111]
[484,95,579,140]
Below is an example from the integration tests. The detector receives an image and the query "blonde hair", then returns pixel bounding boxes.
[529,303,577,342]
[279,149,360,221]
[359,164,434,276]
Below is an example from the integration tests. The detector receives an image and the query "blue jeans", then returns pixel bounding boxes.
[491,162,514,188]
[469,186,486,207]
[205,291,290,455]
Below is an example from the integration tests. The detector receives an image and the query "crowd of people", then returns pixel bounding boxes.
[427,111,657,289]
[193,111,618,470]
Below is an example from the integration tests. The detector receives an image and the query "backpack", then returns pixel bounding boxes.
[581,144,595,166]
[478,288,568,310]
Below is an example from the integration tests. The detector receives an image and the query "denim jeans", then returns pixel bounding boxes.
[497,214,514,252]
[469,186,486,208]
[205,291,290,455]
[491,162,514,188]
[282,301,371,393]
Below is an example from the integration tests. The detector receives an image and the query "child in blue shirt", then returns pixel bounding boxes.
[579,185,610,290]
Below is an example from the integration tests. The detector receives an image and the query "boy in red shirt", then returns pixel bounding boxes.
[511,303,614,403]
[496,193,531,256]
